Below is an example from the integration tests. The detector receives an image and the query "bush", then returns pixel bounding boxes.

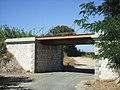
[0,25,33,54]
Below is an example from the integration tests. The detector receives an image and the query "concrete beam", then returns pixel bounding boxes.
[5,37,35,43]
[36,34,95,41]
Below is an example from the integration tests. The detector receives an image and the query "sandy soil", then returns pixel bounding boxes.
[73,57,120,90]
[72,57,95,69]
[76,80,120,90]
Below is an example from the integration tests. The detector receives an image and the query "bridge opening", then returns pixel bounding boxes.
[36,34,96,73]
[62,44,95,74]
[5,34,119,80]
[5,34,97,73]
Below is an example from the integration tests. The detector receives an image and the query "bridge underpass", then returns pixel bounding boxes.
[35,34,96,73]
[5,34,120,80]
[5,34,97,73]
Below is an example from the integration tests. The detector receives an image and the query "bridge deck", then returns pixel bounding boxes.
[35,34,98,45]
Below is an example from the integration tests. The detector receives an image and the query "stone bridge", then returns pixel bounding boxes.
[5,34,119,80]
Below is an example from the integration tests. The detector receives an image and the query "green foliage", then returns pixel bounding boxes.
[63,45,81,57]
[48,25,82,56]
[48,25,75,36]
[0,24,33,54]
[75,0,120,69]
[84,52,94,58]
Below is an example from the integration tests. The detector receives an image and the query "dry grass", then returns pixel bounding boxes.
[0,49,25,73]
[63,56,77,67]
[85,79,120,90]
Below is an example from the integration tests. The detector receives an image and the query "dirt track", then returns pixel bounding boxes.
[73,57,95,69]
[0,57,95,90]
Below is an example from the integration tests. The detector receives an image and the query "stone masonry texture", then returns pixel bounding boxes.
[95,45,119,80]
[35,40,63,72]
[5,37,64,73]
[6,37,119,80]
[5,37,35,72]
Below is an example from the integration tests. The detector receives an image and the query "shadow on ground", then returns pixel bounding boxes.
[37,66,95,74]
[62,66,94,74]
[0,75,34,90]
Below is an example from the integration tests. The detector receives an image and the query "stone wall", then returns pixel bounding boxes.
[35,40,63,72]
[95,44,119,80]
[5,37,35,72]
[5,37,64,73]
[95,58,119,80]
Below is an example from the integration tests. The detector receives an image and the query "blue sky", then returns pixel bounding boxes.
[0,0,103,52]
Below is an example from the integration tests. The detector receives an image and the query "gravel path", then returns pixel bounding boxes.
[20,72,93,90]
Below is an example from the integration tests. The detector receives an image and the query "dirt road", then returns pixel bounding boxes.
[19,57,95,90]
[20,72,93,90]
[73,57,95,69]
[0,57,95,90]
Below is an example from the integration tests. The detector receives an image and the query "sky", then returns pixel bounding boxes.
[0,0,104,52]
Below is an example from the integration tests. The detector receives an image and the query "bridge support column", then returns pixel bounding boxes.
[35,40,63,72]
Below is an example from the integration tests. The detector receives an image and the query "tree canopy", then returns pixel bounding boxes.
[48,25,82,56]
[75,0,120,69]
[48,25,75,36]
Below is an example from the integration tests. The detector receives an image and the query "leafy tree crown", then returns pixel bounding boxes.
[75,0,120,69]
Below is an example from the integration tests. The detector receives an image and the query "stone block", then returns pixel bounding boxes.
[35,42,63,72]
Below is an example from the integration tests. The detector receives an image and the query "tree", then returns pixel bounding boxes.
[0,24,33,54]
[48,25,75,36]
[64,45,81,57]
[48,25,81,56]
[75,0,120,69]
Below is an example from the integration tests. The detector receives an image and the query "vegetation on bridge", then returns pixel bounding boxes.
[47,25,76,36]
[47,25,84,57]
